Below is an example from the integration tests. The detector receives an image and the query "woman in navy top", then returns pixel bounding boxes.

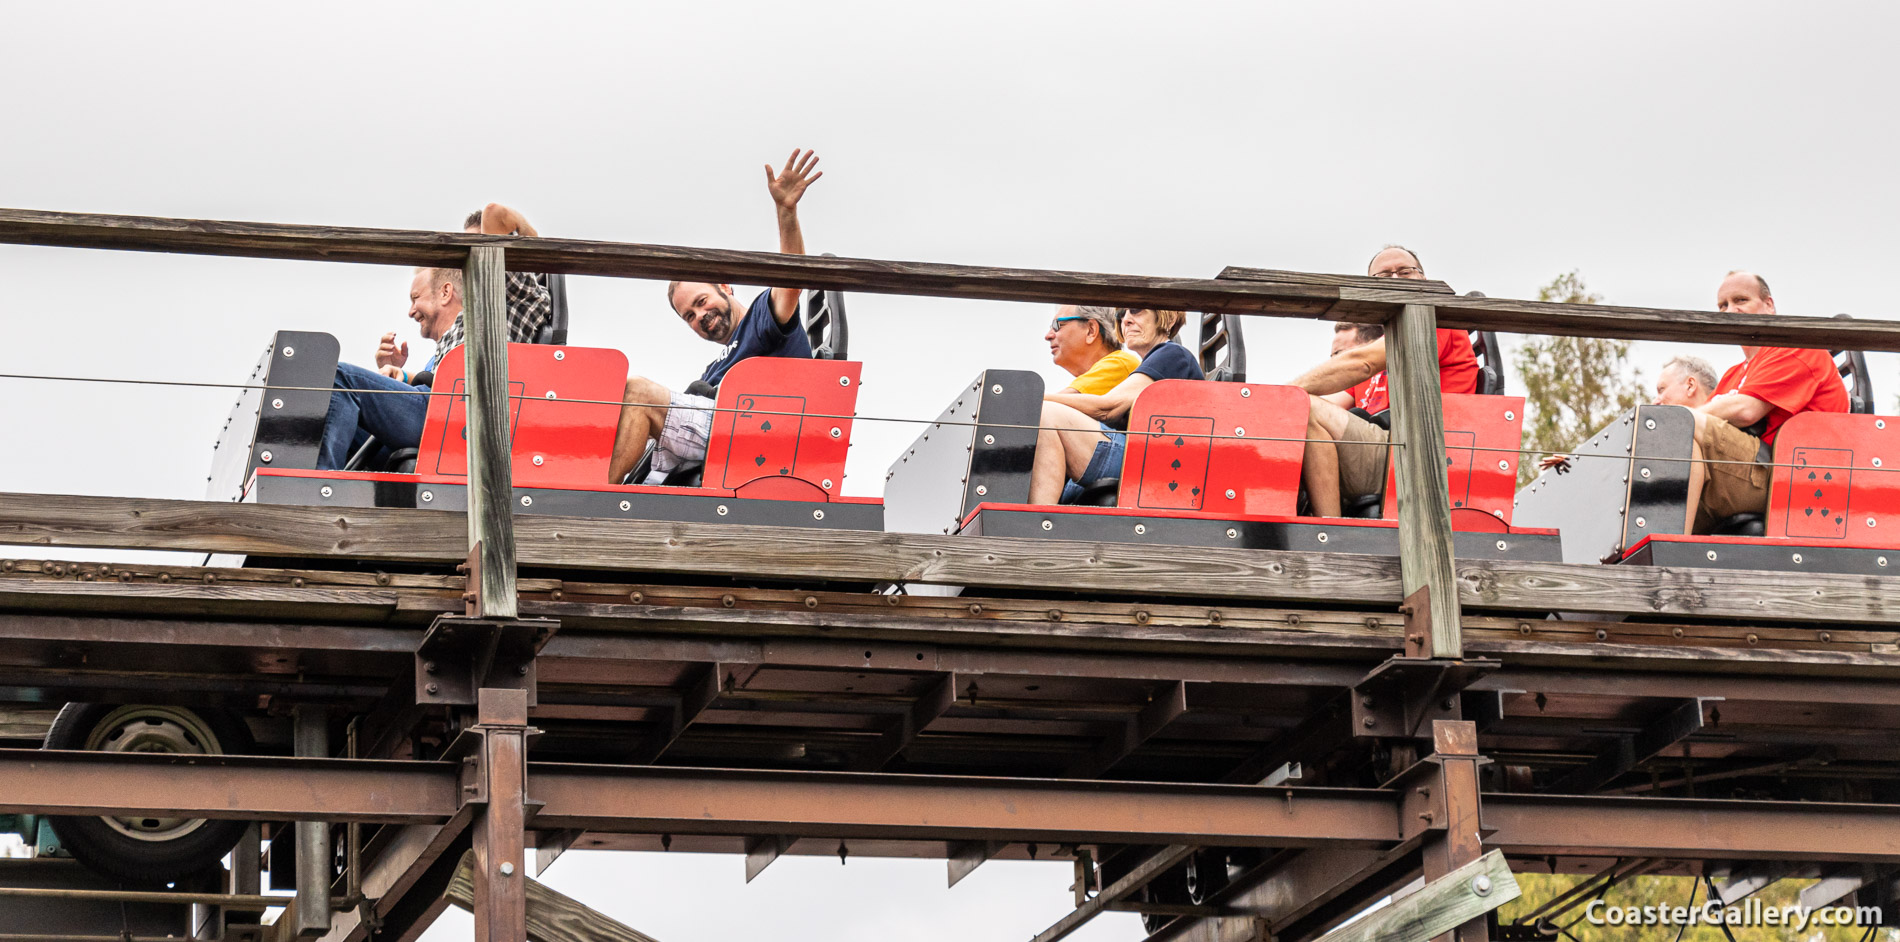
[1029,308,1205,504]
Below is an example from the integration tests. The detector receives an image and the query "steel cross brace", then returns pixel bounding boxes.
[416,615,557,708]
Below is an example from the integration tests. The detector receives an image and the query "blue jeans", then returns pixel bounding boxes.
[1059,427,1127,503]
[319,362,431,470]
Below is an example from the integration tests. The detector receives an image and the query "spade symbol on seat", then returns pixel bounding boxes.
[1836,516,1845,524]
[779,466,790,475]
[1822,507,1831,517]
[1808,471,1818,480]
[1825,472,1833,481]
[1191,487,1201,497]
[1815,488,1824,499]
[1168,481,1179,491]
[1806,507,1815,516]
[1171,459,1182,469]
[1174,437,1185,447]
[761,420,773,432]
[754,455,766,467]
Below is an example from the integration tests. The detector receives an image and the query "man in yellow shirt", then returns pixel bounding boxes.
[1049,305,1136,394]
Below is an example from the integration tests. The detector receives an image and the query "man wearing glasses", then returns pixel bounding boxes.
[607,149,824,485]
[1047,306,1137,394]
[1291,246,1479,516]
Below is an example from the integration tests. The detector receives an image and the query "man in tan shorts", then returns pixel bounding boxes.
[1683,271,1848,532]
[1291,246,1479,516]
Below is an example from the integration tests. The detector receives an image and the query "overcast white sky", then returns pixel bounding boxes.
[4,2,1899,939]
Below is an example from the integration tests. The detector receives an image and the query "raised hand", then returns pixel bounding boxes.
[375,332,409,369]
[765,149,823,211]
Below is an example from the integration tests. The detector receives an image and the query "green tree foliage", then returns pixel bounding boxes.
[1501,871,1896,941]
[1514,271,1645,485]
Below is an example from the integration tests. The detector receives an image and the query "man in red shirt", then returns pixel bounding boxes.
[1683,271,1849,532]
[1293,246,1479,516]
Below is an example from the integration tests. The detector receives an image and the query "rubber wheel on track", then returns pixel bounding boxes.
[43,703,256,887]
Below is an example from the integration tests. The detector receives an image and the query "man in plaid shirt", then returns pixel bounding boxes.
[315,204,552,469]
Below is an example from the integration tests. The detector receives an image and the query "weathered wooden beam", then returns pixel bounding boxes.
[1217,265,1455,295]
[1308,850,1518,942]
[4,208,1898,349]
[6,493,1900,623]
[462,245,517,620]
[446,851,663,942]
[0,209,1342,317]
[1386,302,1463,656]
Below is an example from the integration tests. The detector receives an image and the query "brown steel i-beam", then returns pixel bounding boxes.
[469,689,532,942]
[1418,720,1486,942]
[292,706,333,938]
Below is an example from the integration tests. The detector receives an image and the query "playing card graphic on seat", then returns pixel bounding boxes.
[1783,446,1851,539]
[1135,414,1212,511]
[718,394,806,488]
[1444,430,1477,509]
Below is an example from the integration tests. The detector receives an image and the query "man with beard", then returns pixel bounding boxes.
[608,149,823,484]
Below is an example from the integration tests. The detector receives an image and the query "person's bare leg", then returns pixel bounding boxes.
[1302,412,1342,517]
[1683,412,1708,534]
[608,376,672,484]
[1029,401,1109,504]
[1301,397,1360,517]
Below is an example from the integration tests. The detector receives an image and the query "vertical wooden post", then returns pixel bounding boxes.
[462,246,517,619]
[1385,302,1462,657]
[471,689,530,942]
[290,706,331,938]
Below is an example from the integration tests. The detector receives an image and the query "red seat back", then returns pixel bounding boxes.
[419,344,629,488]
[1766,412,1900,546]
[1381,394,1526,526]
[703,357,862,500]
[1119,381,1309,517]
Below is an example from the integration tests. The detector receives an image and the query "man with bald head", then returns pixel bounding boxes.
[1290,246,1479,516]
[1680,271,1848,532]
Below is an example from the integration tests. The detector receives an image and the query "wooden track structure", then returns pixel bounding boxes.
[1,209,1898,942]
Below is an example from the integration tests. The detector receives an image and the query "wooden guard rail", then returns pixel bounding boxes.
[4,208,1900,650]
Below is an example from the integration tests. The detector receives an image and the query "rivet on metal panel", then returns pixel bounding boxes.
[1707,550,1718,560]
[1134,524,1146,535]
[422,490,434,502]
[1640,467,1651,478]
[717,505,729,516]
[282,346,295,358]
[532,455,544,466]
[1226,528,1238,539]
[992,385,1003,394]
[554,350,564,360]
[1645,418,1656,429]
[839,376,850,386]
[1635,516,1646,528]
[619,500,631,511]
[546,391,557,399]
[1240,388,1251,398]
[1793,553,1804,564]
[1317,532,1329,543]
[975,485,987,496]
[1504,410,1515,421]
[520,495,533,507]
[823,479,834,489]
[1041,519,1052,530]
[1225,489,1236,499]
[830,427,842,438]
[1495,540,1507,551]
[271,398,284,410]
[983,434,996,444]
[260,450,273,463]
[813,509,825,520]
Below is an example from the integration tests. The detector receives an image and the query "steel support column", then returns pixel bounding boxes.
[292,706,333,938]
[468,689,532,942]
[1417,720,1487,942]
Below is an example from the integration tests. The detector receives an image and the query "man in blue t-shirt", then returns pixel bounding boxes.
[607,149,823,484]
